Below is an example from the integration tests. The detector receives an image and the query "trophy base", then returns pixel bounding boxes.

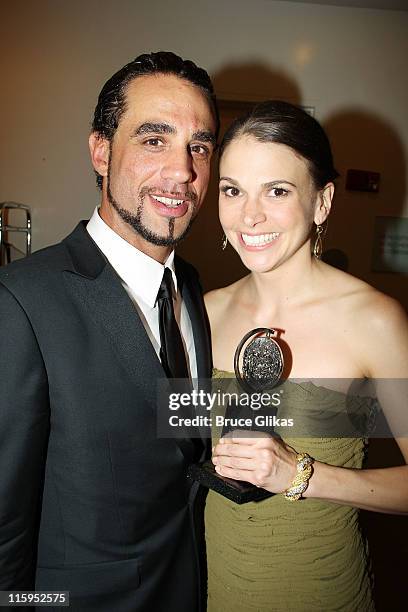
[188,460,274,504]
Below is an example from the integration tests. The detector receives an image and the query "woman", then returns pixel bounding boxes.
[204,101,408,612]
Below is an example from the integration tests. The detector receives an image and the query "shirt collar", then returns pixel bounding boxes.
[86,207,177,308]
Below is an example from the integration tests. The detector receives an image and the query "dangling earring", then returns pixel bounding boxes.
[313,224,324,259]
[221,234,228,251]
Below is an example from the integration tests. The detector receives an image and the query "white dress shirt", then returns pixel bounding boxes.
[86,207,197,379]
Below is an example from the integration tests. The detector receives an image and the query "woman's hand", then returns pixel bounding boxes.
[212,430,298,493]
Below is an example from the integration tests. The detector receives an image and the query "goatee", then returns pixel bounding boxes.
[107,181,197,247]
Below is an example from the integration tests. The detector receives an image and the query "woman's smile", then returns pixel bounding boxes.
[239,232,281,249]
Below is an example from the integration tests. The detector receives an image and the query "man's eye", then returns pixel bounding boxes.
[144,137,163,146]
[220,185,240,197]
[190,144,210,156]
[270,187,288,197]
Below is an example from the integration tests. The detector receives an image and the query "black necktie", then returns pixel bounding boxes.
[157,268,189,380]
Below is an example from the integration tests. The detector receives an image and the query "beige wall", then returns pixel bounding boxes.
[1,0,407,303]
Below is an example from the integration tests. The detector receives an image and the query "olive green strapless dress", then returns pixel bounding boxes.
[205,369,375,612]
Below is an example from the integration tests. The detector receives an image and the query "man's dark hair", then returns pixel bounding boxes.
[220,100,338,189]
[92,51,219,189]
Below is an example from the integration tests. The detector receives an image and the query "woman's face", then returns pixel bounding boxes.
[219,135,331,274]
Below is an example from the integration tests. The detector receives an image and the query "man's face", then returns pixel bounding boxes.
[91,73,216,258]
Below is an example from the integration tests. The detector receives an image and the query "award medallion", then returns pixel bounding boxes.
[188,327,284,504]
[234,327,284,392]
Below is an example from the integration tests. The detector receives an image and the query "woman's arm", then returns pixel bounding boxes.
[212,295,408,514]
[212,434,408,514]
[304,455,408,514]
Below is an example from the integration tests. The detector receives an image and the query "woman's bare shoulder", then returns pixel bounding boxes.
[359,289,408,377]
[354,283,407,338]
[321,265,408,375]
[331,268,405,322]
[320,264,404,319]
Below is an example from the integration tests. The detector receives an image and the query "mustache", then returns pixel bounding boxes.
[139,186,198,204]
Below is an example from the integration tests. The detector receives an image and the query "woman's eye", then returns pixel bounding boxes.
[270,187,288,197]
[221,185,240,197]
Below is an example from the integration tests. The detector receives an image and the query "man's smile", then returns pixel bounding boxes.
[151,194,186,208]
[147,191,191,218]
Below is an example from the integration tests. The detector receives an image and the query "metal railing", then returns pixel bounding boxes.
[0,202,32,266]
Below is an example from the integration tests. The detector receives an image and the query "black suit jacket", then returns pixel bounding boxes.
[0,222,212,611]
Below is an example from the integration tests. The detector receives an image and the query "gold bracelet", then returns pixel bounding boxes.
[283,453,314,501]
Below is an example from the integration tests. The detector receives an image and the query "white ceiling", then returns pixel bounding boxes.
[279,0,408,11]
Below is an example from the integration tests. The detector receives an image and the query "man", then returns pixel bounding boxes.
[0,52,218,611]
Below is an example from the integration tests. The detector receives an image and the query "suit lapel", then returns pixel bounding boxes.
[176,257,212,460]
[175,257,212,381]
[62,222,205,460]
[63,222,164,392]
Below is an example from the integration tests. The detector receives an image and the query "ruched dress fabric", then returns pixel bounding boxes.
[205,369,375,612]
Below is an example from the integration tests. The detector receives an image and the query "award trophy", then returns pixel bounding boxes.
[188,328,284,504]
